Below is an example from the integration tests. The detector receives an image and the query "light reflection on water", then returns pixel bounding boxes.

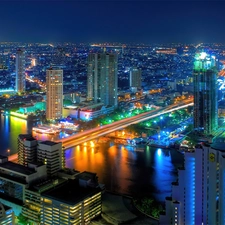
[0,114,183,201]
[65,143,183,202]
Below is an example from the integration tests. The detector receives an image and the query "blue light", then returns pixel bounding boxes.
[157,148,162,156]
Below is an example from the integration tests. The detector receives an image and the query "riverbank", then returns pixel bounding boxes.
[91,192,159,225]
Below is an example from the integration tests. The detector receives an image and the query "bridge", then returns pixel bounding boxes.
[60,101,193,149]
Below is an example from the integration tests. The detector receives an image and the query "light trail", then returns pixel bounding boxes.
[61,101,193,149]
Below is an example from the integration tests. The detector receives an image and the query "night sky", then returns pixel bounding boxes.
[0,1,225,44]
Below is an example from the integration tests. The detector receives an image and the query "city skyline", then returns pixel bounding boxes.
[0,1,225,44]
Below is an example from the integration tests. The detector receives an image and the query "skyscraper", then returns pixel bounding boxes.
[15,49,25,93]
[87,53,118,107]
[129,67,142,90]
[46,68,63,120]
[160,141,225,225]
[193,52,218,135]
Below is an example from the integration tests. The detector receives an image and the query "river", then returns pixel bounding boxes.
[0,114,184,202]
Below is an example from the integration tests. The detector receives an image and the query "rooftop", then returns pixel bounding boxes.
[0,161,36,175]
[41,179,101,206]
[40,140,59,146]
[0,155,8,160]
[77,171,97,181]
[18,134,36,142]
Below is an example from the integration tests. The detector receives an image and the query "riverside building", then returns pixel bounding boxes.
[160,139,225,225]
[193,52,218,135]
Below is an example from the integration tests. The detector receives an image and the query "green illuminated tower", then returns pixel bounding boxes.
[193,52,218,135]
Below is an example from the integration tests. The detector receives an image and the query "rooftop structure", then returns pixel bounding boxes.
[41,179,102,225]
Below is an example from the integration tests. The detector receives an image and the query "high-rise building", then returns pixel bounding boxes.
[15,49,25,93]
[37,141,64,177]
[0,159,47,207]
[160,141,225,225]
[46,68,63,120]
[193,52,218,135]
[87,53,118,107]
[18,134,38,166]
[129,67,142,90]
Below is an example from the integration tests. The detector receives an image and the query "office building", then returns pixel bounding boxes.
[18,134,38,166]
[193,52,218,135]
[130,67,142,91]
[37,141,64,177]
[46,68,63,120]
[15,49,25,93]
[87,53,118,107]
[160,140,225,225]
[41,179,102,225]
[22,178,65,224]
[0,158,46,206]
[0,202,14,225]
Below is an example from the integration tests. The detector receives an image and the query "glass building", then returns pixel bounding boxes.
[87,53,118,107]
[193,52,218,135]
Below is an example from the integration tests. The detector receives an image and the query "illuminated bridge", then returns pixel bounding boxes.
[60,101,193,150]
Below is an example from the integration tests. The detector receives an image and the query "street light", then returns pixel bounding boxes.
[7,149,10,157]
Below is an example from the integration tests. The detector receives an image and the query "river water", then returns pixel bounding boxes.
[0,114,184,202]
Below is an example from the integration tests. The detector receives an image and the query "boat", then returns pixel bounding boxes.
[32,126,56,135]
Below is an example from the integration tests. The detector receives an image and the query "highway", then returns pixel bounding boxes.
[60,101,193,149]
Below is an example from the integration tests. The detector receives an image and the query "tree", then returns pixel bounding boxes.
[17,213,29,224]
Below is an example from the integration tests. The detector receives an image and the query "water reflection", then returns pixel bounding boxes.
[65,143,182,202]
[0,114,183,202]
[0,114,37,155]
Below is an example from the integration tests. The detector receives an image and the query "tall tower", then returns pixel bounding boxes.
[87,53,118,107]
[130,67,142,90]
[16,49,25,93]
[46,68,63,120]
[193,52,218,135]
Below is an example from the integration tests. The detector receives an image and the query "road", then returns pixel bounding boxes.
[60,101,193,149]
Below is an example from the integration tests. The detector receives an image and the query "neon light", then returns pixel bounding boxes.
[10,112,28,119]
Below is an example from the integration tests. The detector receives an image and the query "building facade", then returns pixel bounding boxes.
[87,53,118,107]
[15,49,25,93]
[130,67,142,90]
[160,141,225,225]
[40,179,102,225]
[46,68,63,120]
[0,203,14,225]
[18,134,38,166]
[193,52,218,135]
[37,141,64,177]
